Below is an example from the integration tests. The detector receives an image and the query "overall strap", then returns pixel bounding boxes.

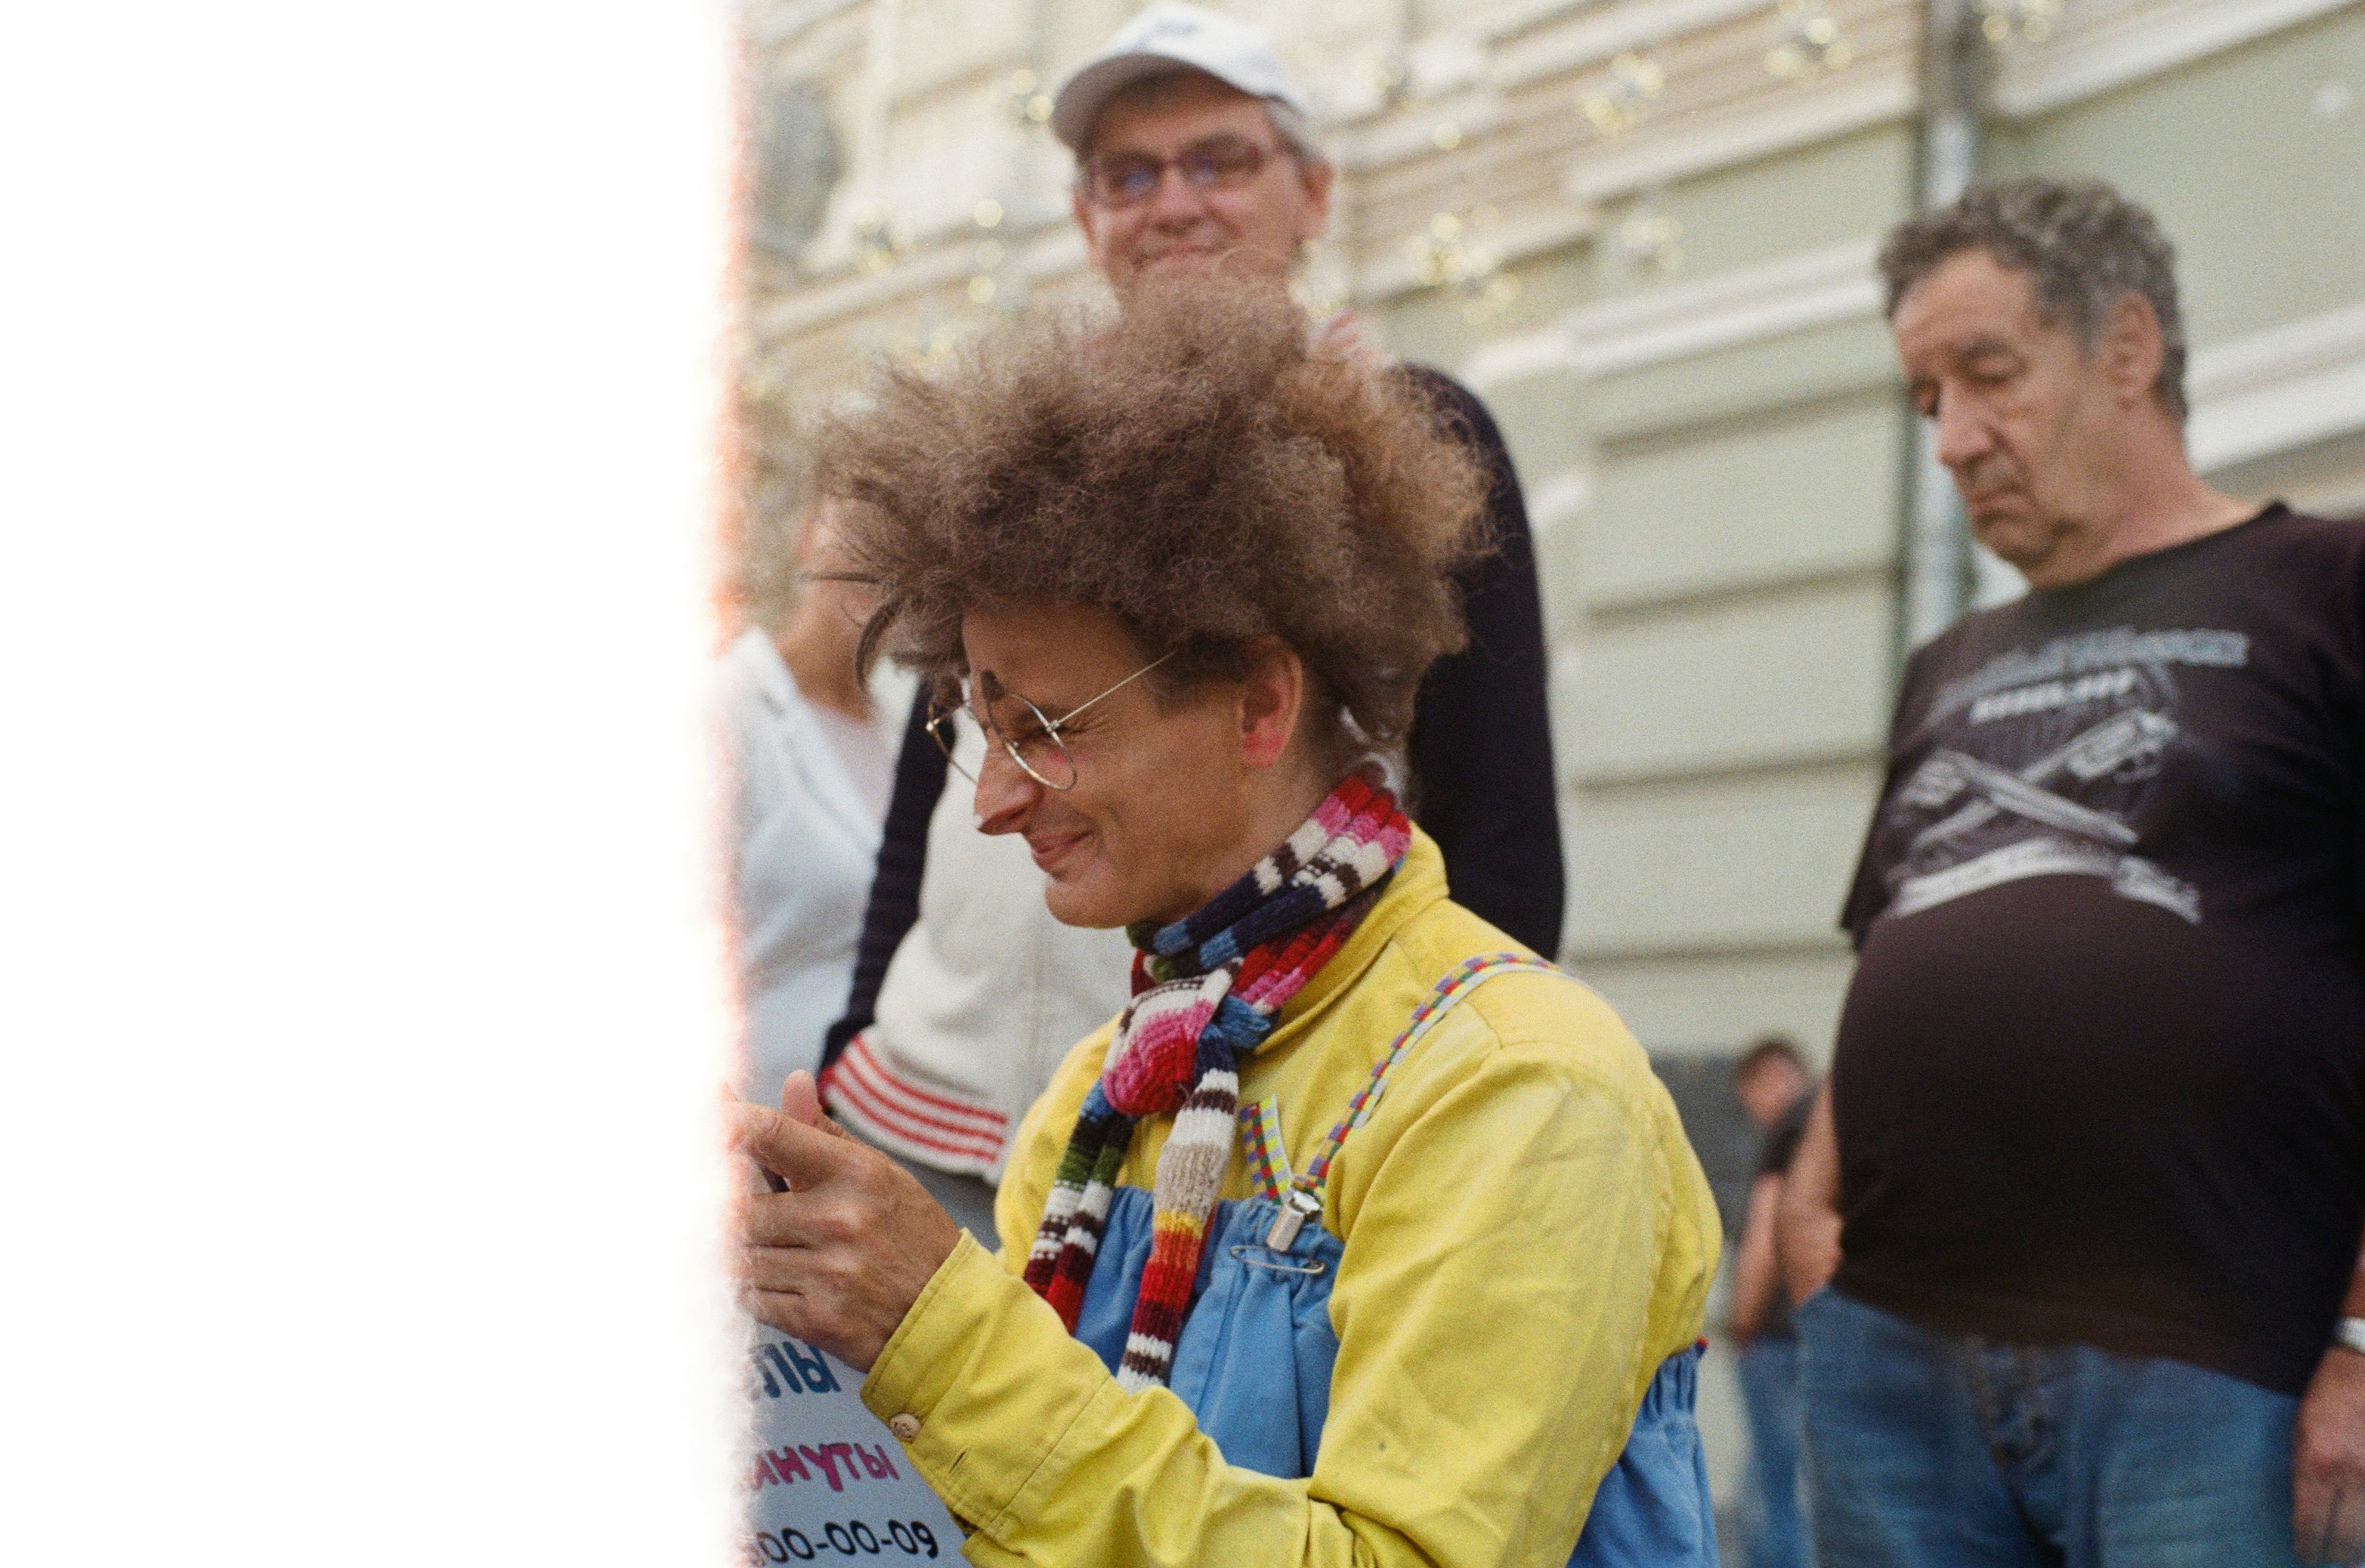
[1261,951,1560,1251]
[1238,1096,1295,1203]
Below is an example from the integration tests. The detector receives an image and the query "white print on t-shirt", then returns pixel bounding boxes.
[1965,667,2138,723]
[1924,627,2249,724]
[1881,627,2252,925]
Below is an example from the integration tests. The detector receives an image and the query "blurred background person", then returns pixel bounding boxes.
[1727,1035,1816,1568]
[814,2,1562,1236]
[719,501,897,1109]
[1784,179,2365,1568]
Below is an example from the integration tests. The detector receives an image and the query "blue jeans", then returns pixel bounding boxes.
[1795,1288,2303,1568]
[1736,1335,1813,1568]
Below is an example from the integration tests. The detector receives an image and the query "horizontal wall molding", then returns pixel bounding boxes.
[1989,0,2357,119]
[2189,299,2365,472]
[1490,0,1781,95]
[759,0,865,48]
[1467,256,2365,477]
[1476,0,1615,48]
[1526,466,1598,535]
[1569,937,1858,970]
[1333,0,1924,197]
[1462,322,1581,394]
[1581,559,1896,626]
[1562,67,1915,208]
[756,217,1086,340]
[1324,0,2346,185]
[1354,203,1600,304]
[1571,236,1883,378]
[1463,235,1883,392]
[1560,930,1856,963]
[1333,87,1512,174]
[1566,740,1884,796]
[750,0,2363,396]
[756,241,981,340]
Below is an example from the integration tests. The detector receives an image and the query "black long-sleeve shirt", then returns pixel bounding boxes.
[823,364,1562,1066]
[1401,366,1564,954]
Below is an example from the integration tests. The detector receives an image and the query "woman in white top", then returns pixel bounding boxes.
[721,506,898,1108]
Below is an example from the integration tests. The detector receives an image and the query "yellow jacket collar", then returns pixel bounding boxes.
[1256,824,1450,1055]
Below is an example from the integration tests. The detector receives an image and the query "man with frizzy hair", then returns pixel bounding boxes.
[812,1,1561,1239]
[734,283,1720,1568]
[1780,178,2365,1566]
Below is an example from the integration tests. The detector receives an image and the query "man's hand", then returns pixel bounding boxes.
[2295,1342,2365,1564]
[1776,1081,1844,1307]
[728,1071,963,1373]
[1312,311,1390,375]
[1728,1171,1787,1349]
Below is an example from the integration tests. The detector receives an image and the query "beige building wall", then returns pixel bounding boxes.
[737,0,2365,1078]
[742,0,2365,1539]
[743,0,2365,1069]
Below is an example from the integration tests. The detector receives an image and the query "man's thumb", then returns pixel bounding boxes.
[780,1069,825,1127]
[778,1069,855,1140]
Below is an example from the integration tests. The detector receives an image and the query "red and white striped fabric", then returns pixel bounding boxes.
[821,1030,1009,1174]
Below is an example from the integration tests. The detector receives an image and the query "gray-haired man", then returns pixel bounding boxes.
[1781,178,2365,1566]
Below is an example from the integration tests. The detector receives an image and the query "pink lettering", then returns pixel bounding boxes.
[797,1443,849,1492]
[755,1440,896,1492]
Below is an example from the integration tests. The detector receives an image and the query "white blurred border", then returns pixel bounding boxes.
[2,4,744,1560]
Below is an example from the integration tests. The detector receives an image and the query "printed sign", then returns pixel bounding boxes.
[744,1325,961,1565]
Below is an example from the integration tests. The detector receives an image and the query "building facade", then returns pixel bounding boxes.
[737,0,2365,1537]
[740,0,2365,1064]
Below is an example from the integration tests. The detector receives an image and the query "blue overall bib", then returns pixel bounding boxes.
[1069,960,1719,1566]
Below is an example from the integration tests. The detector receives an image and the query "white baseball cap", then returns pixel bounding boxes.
[1050,2,1315,153]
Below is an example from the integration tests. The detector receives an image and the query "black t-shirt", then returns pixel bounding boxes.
[1831,505,2365,1395]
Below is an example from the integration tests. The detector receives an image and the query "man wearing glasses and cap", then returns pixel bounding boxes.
[1051,3,1345,286]
[814,2,1563,1243]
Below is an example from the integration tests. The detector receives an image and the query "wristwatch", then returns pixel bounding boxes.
[2336,1316,2365,1356]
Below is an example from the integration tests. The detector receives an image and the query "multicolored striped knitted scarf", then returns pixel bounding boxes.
[1022,774,1411,1390]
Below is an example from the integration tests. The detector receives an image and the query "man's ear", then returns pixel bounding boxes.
[1237,638,1304,769]
[1295,157,1334,244]
[2100,293,2166,410]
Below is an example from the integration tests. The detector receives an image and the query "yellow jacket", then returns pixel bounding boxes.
[860,826,1720,1566]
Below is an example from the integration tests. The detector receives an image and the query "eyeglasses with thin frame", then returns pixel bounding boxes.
[926,648,1179,791]
[1077,135,1287,209]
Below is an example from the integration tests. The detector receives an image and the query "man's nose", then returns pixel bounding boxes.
[1144,164,1210,225]
[971,743,1040,836]
[1933,386,1992,472]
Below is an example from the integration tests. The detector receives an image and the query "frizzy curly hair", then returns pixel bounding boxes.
[810,283,1492,747]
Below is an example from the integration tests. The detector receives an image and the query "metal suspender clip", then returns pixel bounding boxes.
[1246,956,1553,1260]
[1264,1186,1322,1252]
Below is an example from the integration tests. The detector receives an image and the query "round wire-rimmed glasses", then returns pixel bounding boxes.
[926,648,1178,791]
